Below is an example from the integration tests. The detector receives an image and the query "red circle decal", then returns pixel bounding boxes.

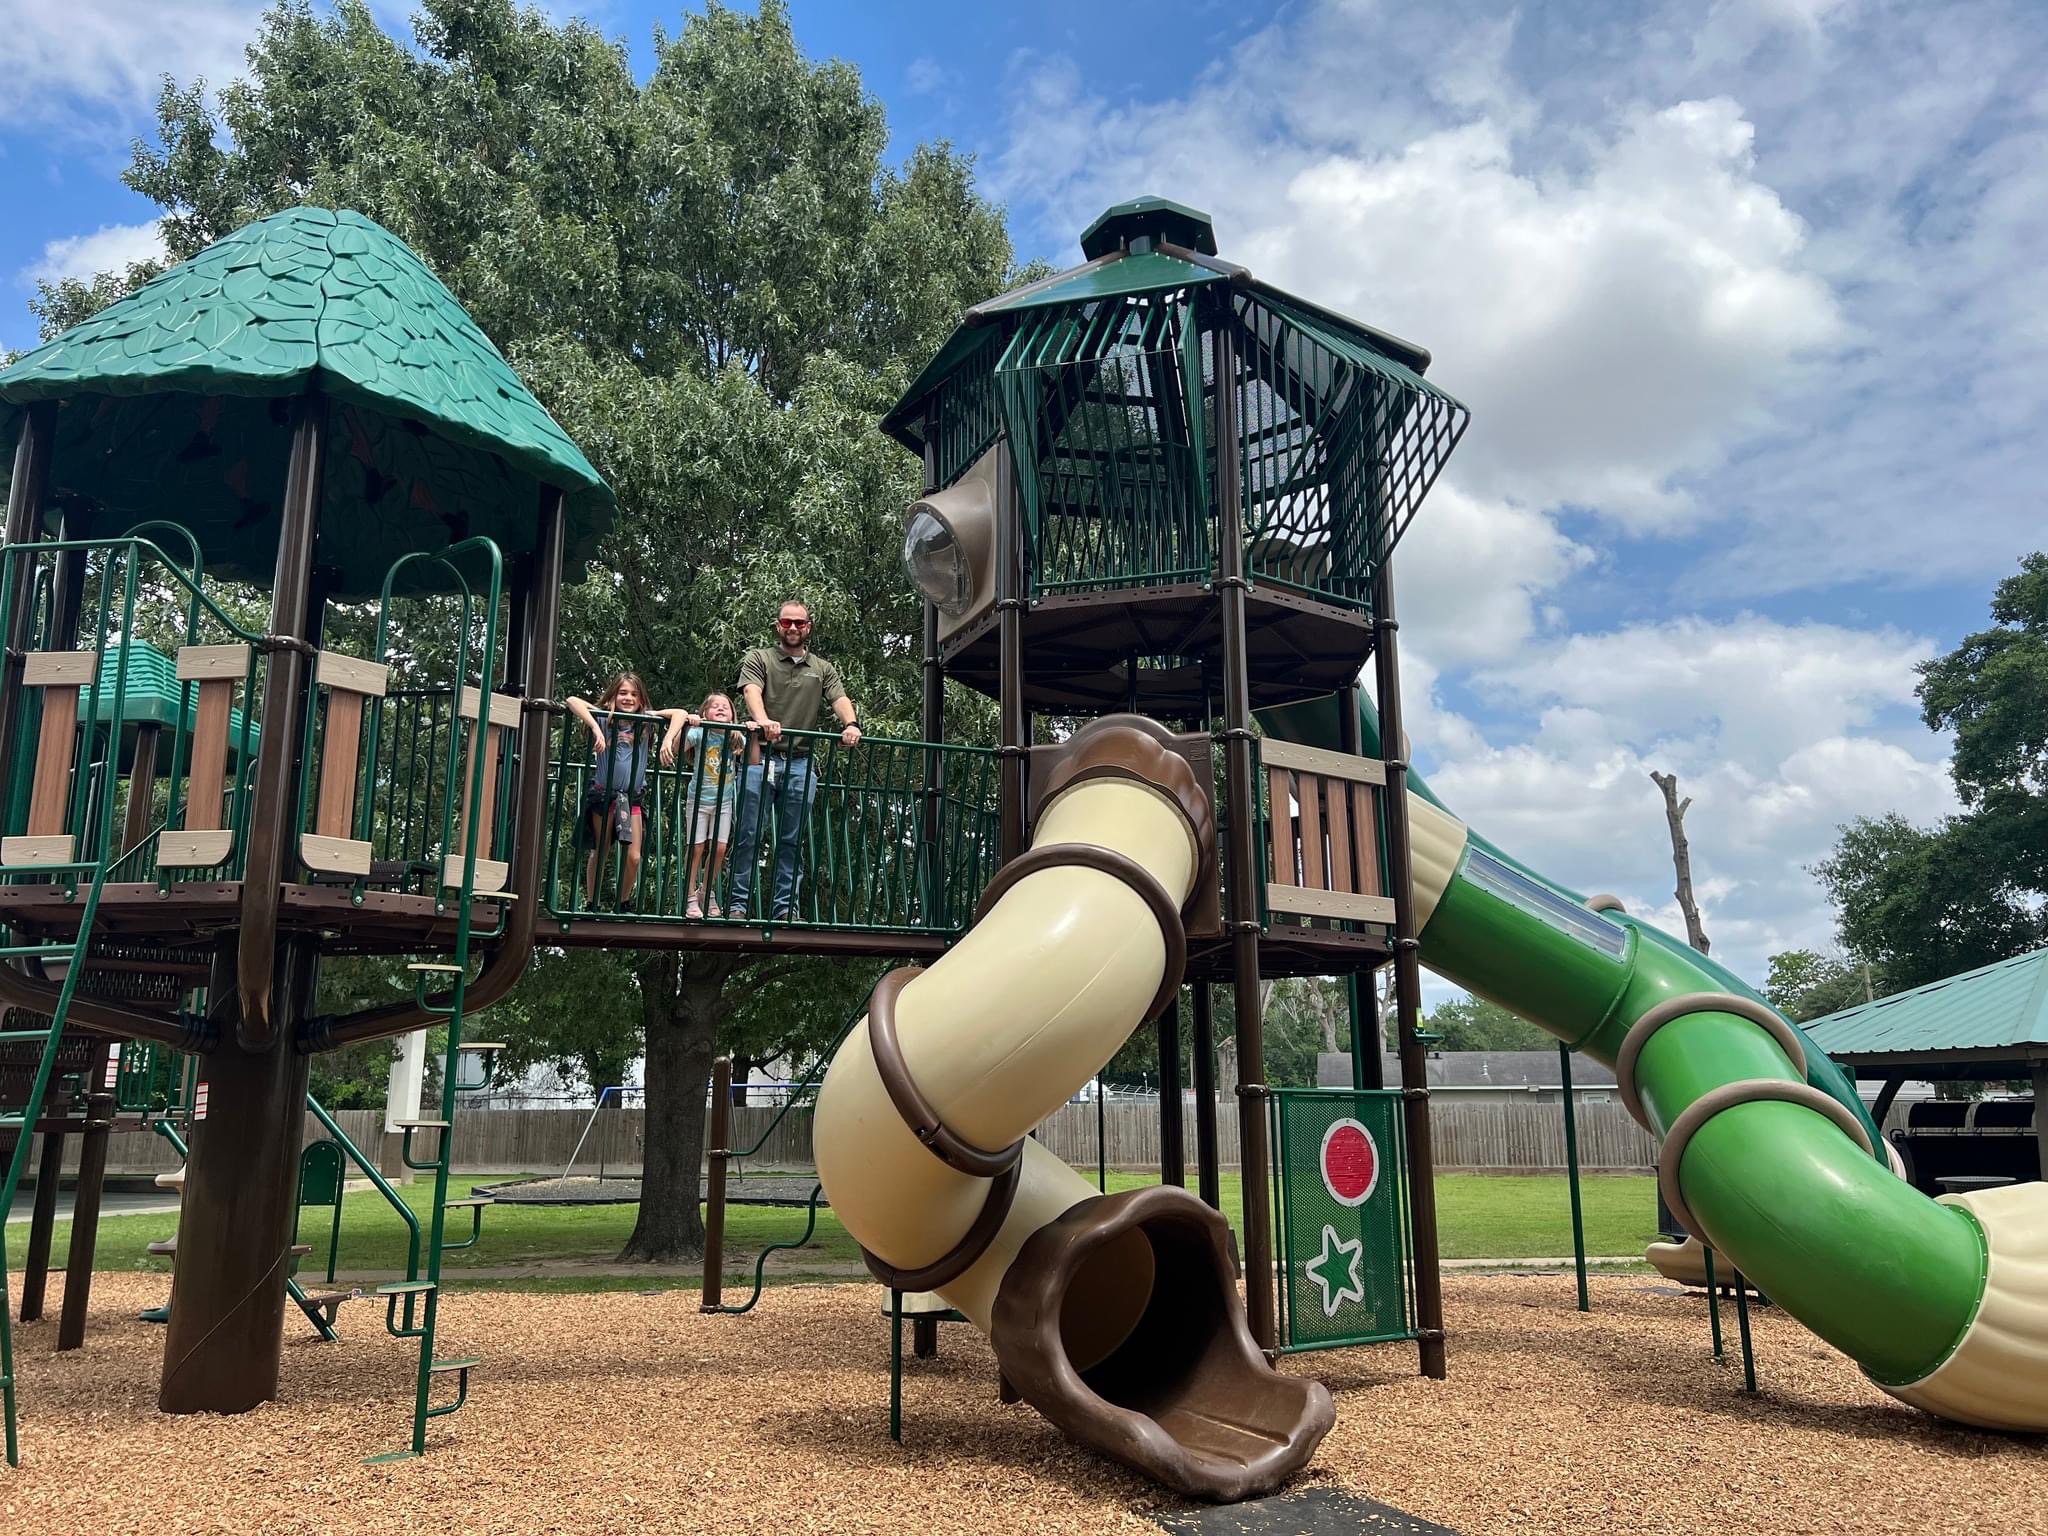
[1320,1118,1380,1207]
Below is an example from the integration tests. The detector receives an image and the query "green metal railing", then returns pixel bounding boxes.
[999,294,1211,595]
[0,536,163,1465]
[0,536,265,883]
[112,1039,192,1118]
[970,288,1468,614]
[545,721,1001,936]
[360,537,504,1462]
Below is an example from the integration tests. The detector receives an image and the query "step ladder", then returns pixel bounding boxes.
[0,863,119,1465]
[363,534,509,1463]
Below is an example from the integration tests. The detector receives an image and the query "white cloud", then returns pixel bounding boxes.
[21,221,164,289]
[985,0,2035,988]
[1424,615,1955,981]
[994,25,1843,536]
[1393,484,1591,669]
[906,56,949,96]
[0,1,260,136]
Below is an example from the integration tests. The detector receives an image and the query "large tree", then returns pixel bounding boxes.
[66,0,1020,1260]
[1816,553,2048,992]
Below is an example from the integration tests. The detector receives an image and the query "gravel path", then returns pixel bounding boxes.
[3,1273,2039,1534]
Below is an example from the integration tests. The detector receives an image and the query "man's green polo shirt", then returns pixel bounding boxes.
[737,646,847,739]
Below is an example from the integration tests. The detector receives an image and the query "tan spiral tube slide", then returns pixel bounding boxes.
[811,717,1333,1502]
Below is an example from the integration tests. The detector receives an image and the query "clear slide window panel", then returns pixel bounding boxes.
[1463,847,1628,958]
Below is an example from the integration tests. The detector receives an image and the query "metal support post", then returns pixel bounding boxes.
[1559,1041,1589,1312]
[995,439,1026,866]
[1157,994,1185,1187]
[1191,981,1221,1211]
[701,1056,732,1311]
[1373,561,1447,1379]
[1213,314,1278,1350]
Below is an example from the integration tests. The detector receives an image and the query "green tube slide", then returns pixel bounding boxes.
[1258,695,2048,1429]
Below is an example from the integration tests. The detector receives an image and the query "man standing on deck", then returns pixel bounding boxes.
[727,599,862,922]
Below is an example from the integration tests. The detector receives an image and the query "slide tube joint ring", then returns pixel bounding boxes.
[1615,990,1807,1130]
[1657,1077,1874,1240]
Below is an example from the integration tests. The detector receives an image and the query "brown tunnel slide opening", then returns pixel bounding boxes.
[991,1184,1334,1503]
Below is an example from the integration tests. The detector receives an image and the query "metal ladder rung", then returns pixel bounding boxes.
[395,1119,450,1131]
[430,1356,480,1374]
[407,962,464,974]
[456,1042,506,1053]
[442,1197,493,1210]
[0,944,79,960]
[376,1280,437,1296]
[0,1029,55,1044]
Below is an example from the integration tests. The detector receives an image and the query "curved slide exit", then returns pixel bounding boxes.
[1262,696,2048,1433]
[812,718,1332,1502]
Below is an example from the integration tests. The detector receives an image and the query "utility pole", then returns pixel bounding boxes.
[1649,770,1710,955]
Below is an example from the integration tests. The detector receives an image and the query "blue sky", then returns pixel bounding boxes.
[4,0,2045,987]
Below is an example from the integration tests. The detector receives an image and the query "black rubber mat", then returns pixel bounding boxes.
[1153,1486,1458,1534]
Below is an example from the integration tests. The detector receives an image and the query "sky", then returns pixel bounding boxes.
[2,0,2045,995]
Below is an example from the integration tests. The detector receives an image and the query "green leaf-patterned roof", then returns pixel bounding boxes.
[0,207,612,596]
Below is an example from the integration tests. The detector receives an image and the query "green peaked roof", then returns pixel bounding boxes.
[1079,195,1219,259]
[1806,946,2048,1072]
[0,206,613,596]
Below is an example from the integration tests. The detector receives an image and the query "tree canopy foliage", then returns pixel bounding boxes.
[1763,948,1879,1024]
[60,0,1023,1259]
[1816,553,2048,992]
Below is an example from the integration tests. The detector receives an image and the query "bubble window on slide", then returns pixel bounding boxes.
[1462,847,1628,957]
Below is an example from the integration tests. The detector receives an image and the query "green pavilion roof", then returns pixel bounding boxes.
[1806,947,2048,1074]
[0,207,612,597]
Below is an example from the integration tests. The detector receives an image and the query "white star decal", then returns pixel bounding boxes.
[1304,1222,1365,1318]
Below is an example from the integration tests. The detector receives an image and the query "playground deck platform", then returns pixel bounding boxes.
[4,1272,2037,1535]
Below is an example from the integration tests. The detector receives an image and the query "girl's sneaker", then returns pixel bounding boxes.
[685,898,704,920]
[705,899,723,919]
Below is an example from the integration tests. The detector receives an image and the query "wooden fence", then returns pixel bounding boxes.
[68,1099,1657,1180]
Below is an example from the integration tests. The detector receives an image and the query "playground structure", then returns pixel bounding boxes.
[0,191,2040,1511]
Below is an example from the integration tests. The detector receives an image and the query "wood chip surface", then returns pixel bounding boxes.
[3,1273,2041,1534]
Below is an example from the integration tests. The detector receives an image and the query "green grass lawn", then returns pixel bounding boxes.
[47,1170,1662,1294]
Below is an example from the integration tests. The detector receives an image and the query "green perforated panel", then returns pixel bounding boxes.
[1272,1088,1415,1352]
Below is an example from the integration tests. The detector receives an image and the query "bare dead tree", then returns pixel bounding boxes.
[1650,770,1711,955]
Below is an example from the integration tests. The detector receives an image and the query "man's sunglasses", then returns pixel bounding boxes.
[777,617,812,630]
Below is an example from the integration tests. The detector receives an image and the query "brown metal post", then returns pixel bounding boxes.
[701,1055,732,1310]
[1191,981,1220,1210]
[160,938,315,1414]
[122,721,162,856]
[0,403,56,793]
[1372,562,1446,1379]
[1213,313,1278,1350]
[1338,681,1386,1093]
[235,393,325,1050]
[995,438,1027,865]
[57,1054,115,1350]
[17,1118,65,1322]
[1157,994,1185,1187]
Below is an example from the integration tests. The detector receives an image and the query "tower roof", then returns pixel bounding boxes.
[0,207,612,595]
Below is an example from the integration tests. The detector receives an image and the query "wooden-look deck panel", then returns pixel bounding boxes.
[1297,774,1324,891]
[185,679,233,831]
[313,688,365,838]
[27,685,79,836]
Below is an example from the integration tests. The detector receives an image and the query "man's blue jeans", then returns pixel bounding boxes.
[728,754,815,917]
